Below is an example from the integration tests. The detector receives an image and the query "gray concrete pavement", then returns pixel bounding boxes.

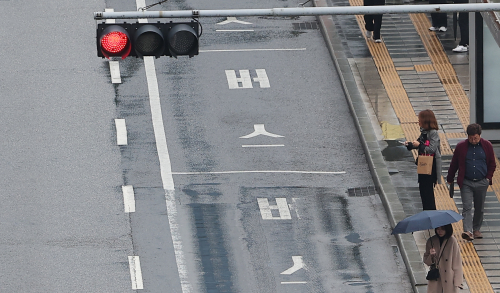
[314,0,500,292]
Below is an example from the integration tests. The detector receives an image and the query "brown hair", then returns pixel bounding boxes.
[418,110,438,130]
[467,123,482,136]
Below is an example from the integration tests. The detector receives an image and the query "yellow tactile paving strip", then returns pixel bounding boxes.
[347,1,495,291]
[411,13,470,130]
[414,64,435,72]
[411,15,500,197]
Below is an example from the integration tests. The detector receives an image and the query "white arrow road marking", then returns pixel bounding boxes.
[217,17,252,25]
[122,185,135,213]
[240,124,284,139]
[128,256,144,289]
[280,256,305,275]
[258,198,291,220]
[115,119,127,145]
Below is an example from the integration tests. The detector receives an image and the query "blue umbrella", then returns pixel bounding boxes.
[391,210,463,235]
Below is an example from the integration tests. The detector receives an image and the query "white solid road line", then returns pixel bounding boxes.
[144,56,191,293]
[109,61,121,84]
[216,29,255,32]
[242,144,285,147]
[128,256,144,290]
[281,281,308,284]
[199,48,307,53]
[137,0,190,291]
[114,119,127,145]
[171,170,346,175]
[122,185,135,213]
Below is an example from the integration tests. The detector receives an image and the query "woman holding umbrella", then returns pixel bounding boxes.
[423,224,463,292]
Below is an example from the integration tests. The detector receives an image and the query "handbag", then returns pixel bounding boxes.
[417,154,434,175]
[426,264,440,280]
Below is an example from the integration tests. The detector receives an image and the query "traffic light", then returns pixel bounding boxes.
[97,21,199,59]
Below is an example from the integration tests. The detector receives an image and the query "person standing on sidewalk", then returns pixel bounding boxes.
[423,224,463,293]
[405,110,442,210]
[364,0,385,43]
[447,124,496,241]
[429,0,448,32]
[452,0,469,52]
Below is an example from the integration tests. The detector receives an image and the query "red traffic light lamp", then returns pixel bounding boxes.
[99,25,132,59]
[96,21,199,59]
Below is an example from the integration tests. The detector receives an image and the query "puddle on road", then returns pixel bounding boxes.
[381,140,414,161]
[345,233,363,244]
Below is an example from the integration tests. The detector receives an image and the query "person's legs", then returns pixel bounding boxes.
[364,15,374,32]
[437,13,447,28]
[461,180,474,233]
[430,13,439,28]
[372,14,383,39]
[472,178,489,232]
[419,176,436,210]
[458,12,469,46]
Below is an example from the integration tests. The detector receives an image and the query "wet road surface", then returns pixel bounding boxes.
[0,0,413,291]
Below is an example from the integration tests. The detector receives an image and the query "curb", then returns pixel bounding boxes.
[313,1,428,292]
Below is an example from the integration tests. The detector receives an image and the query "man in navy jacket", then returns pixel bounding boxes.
[447,124,496,241]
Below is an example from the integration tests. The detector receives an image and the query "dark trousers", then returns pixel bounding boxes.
[419,175,437,210]
[429,0,447,28]
[364,14,383,39]
[430,13,447,28]
[458,12,469,46]
[418,156,437,210]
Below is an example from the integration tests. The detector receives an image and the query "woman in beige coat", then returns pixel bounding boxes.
[423,224,463,293]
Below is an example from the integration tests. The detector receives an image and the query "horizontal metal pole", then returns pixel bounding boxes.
[94,3,500,19]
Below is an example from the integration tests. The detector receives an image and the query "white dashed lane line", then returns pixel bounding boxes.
[109,61,122,84]
[114,119,127,145]
[122,185,135,213]
[128,256,144,290]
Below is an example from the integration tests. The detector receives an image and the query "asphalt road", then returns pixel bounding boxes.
[0,0,413,292]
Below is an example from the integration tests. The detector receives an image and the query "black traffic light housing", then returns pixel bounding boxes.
[97,21,199,59]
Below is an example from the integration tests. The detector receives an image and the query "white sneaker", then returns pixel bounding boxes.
[438,26,447,32]
[374,39,382,43]
[452,45,468,52]
[365,30,372,38]
[429,26,437,31]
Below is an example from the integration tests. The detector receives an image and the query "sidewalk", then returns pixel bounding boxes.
[314,0,500,292]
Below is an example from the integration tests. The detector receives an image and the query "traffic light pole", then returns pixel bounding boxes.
[94,3,500,19]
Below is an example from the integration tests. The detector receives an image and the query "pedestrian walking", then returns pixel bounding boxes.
[364,0,385,43]
[405,110,442,210]
[423,224,463,293]
[452,0,469,52]
[446,123,496,241]
[429,0,448,32]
